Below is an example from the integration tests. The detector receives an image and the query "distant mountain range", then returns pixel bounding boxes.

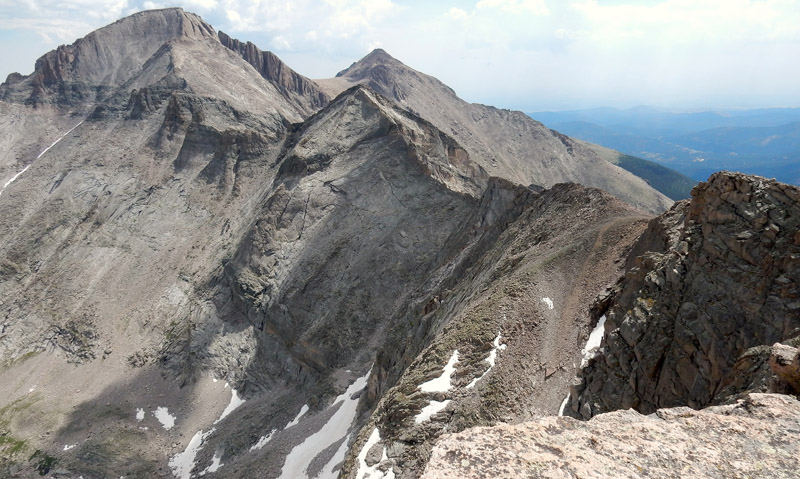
[529,106,800,186]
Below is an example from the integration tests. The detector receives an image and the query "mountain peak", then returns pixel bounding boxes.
[335,48,405,78]
[102,7,215,39]
[1,7,216,98]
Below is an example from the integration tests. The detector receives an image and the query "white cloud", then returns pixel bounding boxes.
[183,0,217,10]
[270,35,291,50]
[448,7,468,20]
[476,0,549,15]
[569,0,800,48]
[319,0,398,38]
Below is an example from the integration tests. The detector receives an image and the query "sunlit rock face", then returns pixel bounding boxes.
[422,393,800,479]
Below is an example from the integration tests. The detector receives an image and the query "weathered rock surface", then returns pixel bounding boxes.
[317,49,673,214]
[570,172,800,417]
[218,31,329,115]
[771,343,800,393]
[422,393,800,479]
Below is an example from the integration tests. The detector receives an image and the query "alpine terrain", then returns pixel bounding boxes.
[0,8,798,479]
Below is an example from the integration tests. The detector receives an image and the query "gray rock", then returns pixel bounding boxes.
[571,172,800,418]
[423,393,800,479]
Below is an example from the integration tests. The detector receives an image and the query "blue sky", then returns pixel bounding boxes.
[1,0,799,111]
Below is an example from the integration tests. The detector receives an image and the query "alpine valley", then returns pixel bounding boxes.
[0,8,798,479]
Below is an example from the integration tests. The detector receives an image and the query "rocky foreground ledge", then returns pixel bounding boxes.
[421,393,800,479]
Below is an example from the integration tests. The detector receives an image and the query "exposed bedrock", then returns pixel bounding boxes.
[570,171,800,418]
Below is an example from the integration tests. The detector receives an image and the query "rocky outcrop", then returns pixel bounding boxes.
[771,343,800,392]
[218,31,329,115]
[569,172,800,418]
[422,393,800,479]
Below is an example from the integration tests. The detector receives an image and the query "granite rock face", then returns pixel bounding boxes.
[569,172,800,418]
[423,393,800,479]
[218,31,329,115]
[771,343,800,393]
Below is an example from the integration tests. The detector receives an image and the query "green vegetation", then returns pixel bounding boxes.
[29,450,58,476]
[0,435,27,456]
[615,154,697,200]
[1,350,41,371]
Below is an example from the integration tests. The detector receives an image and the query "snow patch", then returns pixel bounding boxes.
[318,433,351,479]
[37,121,84,159]
[198,448,224,476]
[541,297,554,309]
[169,429,215,479]
[63,444,77,451]
[1,120,84,197]
[414,399,451,424]
[581,314,607,367]
[285,404,309,429]
[418,350,459,393]
[214,388,245,424]
[135,408,145,422]
[0,165,31,197]
[249,430,276,452]
[558,394,570,416]
[355,428,395,479]
[466,332,507,389]
[154,407,176,430]
[278,370,371,479]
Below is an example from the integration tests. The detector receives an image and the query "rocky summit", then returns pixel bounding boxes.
[0,8,797,479]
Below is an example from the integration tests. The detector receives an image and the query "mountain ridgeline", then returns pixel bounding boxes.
[0,8,798,479]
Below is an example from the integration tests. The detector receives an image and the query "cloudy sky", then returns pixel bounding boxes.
[1,0,798,111]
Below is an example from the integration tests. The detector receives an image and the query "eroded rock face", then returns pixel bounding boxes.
[218,31,329,115]
[570,172,800,418]
[771,343,800,393]
[422,393,800,479]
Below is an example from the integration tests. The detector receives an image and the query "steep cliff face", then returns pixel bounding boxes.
[0,8,319,209]
[218,31,329,115]
[569,172,800,417]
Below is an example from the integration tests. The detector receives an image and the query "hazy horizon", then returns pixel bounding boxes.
[1,0,799,112]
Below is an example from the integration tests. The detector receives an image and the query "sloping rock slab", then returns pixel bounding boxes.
[422,393,800,479]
